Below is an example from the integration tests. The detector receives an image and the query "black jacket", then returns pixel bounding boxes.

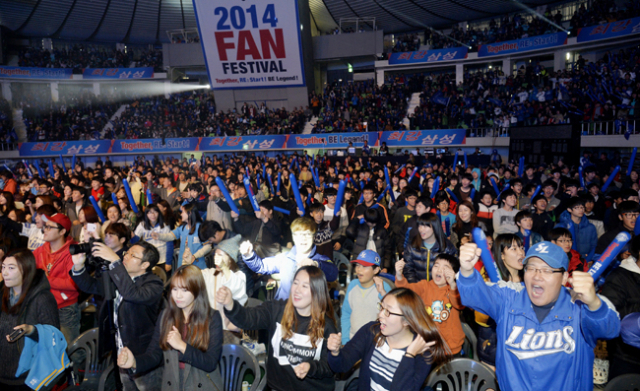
[601,260,640,366]
[135,308,223,376]
[0,270,59,385]
[346,219,394,269]
[71,262,164,357]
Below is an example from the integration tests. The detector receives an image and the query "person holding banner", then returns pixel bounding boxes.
[458,241,620,391]
[239,217,338,301]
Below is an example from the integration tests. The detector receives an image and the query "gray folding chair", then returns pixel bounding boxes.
[66,328,114,391]
[219,344,266,391]
[461,322,479,361]
[425,358,498,391]
[604,373,640,391]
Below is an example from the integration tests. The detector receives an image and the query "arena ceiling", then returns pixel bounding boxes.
[0,0,566,43]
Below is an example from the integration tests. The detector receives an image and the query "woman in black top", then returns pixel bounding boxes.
[1,249,59,390]
[216,265,337,391]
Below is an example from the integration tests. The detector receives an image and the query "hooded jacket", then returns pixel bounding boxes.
[557,211,598,262]
[33,237,79,308]
[0,270,60,385]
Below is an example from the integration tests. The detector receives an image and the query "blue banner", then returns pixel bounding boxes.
[0,66,73,79]
[19,140,111,156]
[380,129,466,147]
[200,135,288,152]
[82,67,154,79]
[577,17,640,42]
[478,32,567,57]
[111,138,199,153]
[286,132,379,149]
[389,47,468,65]
[19,130,468,156]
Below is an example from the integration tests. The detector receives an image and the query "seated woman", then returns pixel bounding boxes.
[216,266,337,391]
[327,288,451,390]
[1,249,60,390]
[118,265,223,391]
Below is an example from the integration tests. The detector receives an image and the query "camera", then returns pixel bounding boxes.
[69,238,109,268]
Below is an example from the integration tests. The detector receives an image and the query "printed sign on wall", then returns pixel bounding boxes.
[192,0,305,89]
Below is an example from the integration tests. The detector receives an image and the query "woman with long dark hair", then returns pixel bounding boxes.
[216,266,338,391]
[0,191,16,214]
[475,234,525,369]
[1,249,59,390]
[327,288,451,390]
[450,201,488,248]
[118,265,223,391]
[133,204,172,270]
[151,202,209,269]
[403,213,457,282]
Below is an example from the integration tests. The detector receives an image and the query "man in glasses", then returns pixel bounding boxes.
[596,201,639,258]
[71,240,164,390]
[33,213,80,347]
[457,241,620,391]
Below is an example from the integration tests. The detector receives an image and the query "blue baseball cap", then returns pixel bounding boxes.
[523,241,569,270]
[351,250,381,267]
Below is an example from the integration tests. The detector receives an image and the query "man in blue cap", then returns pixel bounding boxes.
[457,241,620,391]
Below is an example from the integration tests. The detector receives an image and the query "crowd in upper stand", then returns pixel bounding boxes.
[309,78,418,133]
[16,89,306,142]
[408,47,640,132]
[17,45,164,72]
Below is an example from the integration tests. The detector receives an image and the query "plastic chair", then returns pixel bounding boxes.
[218,344,266,391]
[334,251,351,286]
[334,367,360,391]
[425,358,498,391]
[151,265,167,284]
[66,328,114,391]
[604,373,640,391]
[461,322,479,361]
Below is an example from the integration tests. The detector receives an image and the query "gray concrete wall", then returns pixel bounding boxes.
[313,31,383,60]
[215,86,308,112]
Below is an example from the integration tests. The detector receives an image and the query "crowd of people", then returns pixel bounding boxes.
[0,98,16,145]
[309,78,418,133]
[0,145,638,390]
[17,45,164,73]
[18,89,307,142]
[406,47,640,133]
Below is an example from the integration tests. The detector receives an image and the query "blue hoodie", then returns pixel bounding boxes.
[557,210,598,262]
[16,325,70,391]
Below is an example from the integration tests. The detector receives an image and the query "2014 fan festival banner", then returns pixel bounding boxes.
[192,0,306,90]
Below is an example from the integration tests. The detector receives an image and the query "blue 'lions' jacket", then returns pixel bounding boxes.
[458,269,620,391]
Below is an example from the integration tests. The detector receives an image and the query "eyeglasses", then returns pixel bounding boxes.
[43,225,60,231]
[524,266,564,276]
[377,302,404,317]
[124,251,144,262]
[623,213,639,219]
[292,232,314,239]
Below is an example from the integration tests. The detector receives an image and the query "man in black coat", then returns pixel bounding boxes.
[71,240,164,390]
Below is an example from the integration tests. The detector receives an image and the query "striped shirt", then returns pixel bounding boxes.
[369,342,406,391]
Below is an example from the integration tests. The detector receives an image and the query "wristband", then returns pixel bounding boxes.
[405,352,415,358]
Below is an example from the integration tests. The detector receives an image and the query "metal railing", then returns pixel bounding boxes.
[466,127,510,138]
[0,143,18,151]
[581,120,637,136]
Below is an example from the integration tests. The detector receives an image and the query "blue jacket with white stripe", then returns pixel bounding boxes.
[458,269,620,391]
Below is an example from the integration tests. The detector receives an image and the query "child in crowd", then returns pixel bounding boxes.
[341,250,393,345]
[395,254,465,355]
